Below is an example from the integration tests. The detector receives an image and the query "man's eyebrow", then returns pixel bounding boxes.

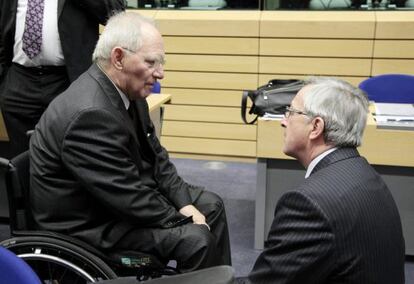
[144,53,166,63]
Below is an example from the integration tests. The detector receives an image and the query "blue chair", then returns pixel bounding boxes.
[0,246,42,284]
[359,74,414,103]
[151,81,161,94]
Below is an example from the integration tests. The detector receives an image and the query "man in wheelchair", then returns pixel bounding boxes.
[28,11,231,277]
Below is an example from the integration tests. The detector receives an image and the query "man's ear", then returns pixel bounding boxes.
[111,47,125,70]
[309,117,325,141]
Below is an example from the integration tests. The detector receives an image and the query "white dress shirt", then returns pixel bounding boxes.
[13,0,64,66]
[305,147,338,179]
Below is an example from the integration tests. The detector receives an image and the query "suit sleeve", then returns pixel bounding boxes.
[69,0,126,24]
[150,131,193,209]
[0,45,4,81]
[249,191,335,284]
[136,99,193,209]
[61,108,185,228]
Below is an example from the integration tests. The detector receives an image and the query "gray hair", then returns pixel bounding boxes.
[92,12,156,66]
[302,77,369,147]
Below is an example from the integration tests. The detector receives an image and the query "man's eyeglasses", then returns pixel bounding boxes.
[121,47,165,70]
[284,106,309,118]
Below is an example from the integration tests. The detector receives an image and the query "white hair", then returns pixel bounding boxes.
[92,12,156,66]
[302,77,369,147]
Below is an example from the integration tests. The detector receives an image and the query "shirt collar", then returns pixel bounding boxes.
[305,147,338,179]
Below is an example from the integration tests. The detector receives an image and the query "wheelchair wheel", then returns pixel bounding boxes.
[1,236,117,283]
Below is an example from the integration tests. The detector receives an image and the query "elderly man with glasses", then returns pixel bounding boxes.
[238,77,405,284]
[29,12,231,272]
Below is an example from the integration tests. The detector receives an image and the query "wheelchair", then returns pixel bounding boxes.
[0,151,177,283]
[0,151,235,284]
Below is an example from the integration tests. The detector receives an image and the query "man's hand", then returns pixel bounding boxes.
[179,204,210,230]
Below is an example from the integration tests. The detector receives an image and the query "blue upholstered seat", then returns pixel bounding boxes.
[359,74,414,103]
[0,246,42,284]
[151,81,161,94]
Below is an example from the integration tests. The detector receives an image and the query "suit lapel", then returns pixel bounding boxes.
[311,147,360,176]
[135,98,151,133]
[88,64,156,162]
[132,99,157,162]
[58,0,65,18]
[12,0,18,13]
[88,64,136,136]
[6,0,18,37]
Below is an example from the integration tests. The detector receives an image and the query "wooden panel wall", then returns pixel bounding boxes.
[127,10,414,161]
[155,11,261,159]
[372,11,414,75]
[259,11,376,87]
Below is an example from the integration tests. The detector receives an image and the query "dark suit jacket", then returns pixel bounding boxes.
[249,148,405,284]
[29,64,200,250]
[0,0,125,82]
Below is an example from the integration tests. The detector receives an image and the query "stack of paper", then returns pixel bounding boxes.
[373,103,414,130]
[262,113,284,120]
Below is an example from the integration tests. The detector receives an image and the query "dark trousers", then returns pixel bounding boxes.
[0,63,69,157]
[115,190,232,273]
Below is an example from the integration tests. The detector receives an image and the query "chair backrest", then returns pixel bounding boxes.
[309,0,351,9]
[151,81,161,94]
[359,74,414,103]
[0,246,42,284]
[1,151,34,233]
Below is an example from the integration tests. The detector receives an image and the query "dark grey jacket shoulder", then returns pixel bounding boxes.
[249,148,405,284]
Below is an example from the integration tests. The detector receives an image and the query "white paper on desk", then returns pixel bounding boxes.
[262,113,284,120]
[374,115,414,123]
[374,103,414,116]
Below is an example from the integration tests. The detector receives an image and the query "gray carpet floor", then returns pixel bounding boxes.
[170,158,261,277]
[1,157,413,281]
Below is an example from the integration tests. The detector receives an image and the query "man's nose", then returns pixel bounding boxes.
[153,65,164,79]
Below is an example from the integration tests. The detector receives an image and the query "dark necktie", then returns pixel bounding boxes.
[128,102,138,127]
[22,0,45,59]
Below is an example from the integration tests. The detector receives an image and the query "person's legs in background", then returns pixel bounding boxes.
[0,64,69,157]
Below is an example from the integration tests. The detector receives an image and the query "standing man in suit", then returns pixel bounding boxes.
[240,77,405,283]
[0,0,125,157]
[29,12,231,272]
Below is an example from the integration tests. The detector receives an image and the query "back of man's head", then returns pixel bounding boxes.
[92,12,156,67]
[302,77,369,148]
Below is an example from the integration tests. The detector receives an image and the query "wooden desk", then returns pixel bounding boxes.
[147,93,171,138]
[0,112,8,142]
[255,114,414,255]
[257,112,414,167]
[147,93,171,112]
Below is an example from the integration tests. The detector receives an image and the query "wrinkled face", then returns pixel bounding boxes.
[121,25,165,100]
[280,86,313,160]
